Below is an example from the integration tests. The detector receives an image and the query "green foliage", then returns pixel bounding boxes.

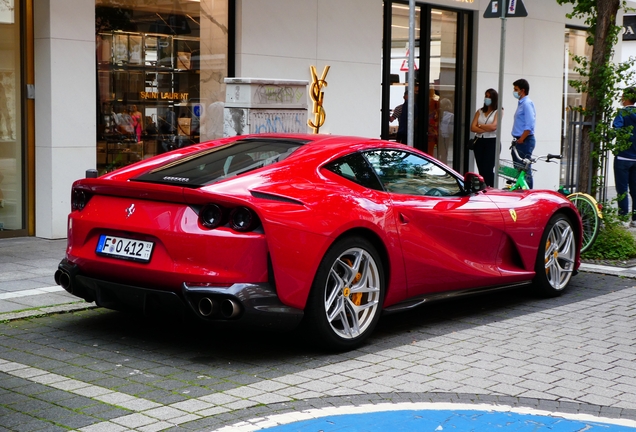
[582,224,636,260]
[582,202,636,260]
[556,0,635,192]
[556,0,636,261]
[570,54,635,162]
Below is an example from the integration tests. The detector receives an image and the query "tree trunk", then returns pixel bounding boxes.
[579,0,619,194]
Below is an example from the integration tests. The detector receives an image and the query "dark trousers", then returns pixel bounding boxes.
[614,158,636,220]
[511,135,536,189]
[473,137,497,187]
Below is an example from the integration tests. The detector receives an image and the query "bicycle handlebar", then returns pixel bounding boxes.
[510,142,562,168]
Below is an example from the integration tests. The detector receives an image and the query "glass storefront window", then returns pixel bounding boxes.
[428,9,457,166]
[386,2,469,172]
[561,27,591,187]
[388,3,421,142]
[0,0,24,232]
[95,1,228,174]
[563,28,590,110]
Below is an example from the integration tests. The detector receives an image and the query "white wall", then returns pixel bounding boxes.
[622,4,636,62]
[34,0,96,239]
[236,0,383,137]
[619,9,636,80]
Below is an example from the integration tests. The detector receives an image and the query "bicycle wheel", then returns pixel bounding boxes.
[567,192,601,253]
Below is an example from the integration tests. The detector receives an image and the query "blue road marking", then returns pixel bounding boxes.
[264,409,636,431]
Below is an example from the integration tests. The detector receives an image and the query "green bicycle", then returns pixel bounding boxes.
[498,145,602,254]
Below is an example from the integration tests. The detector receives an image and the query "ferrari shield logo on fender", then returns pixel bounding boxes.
[125,204,135,219]
[509,209,517,222]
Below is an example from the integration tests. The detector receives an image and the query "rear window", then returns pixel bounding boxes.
[133,138,307,187]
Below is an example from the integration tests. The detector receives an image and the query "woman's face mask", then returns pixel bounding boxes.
[484,98,492,106]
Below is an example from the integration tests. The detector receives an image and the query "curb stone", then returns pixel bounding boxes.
[0,301,97,322]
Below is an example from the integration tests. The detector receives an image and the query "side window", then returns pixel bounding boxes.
[364,150,462,196]
[324,153,384,191]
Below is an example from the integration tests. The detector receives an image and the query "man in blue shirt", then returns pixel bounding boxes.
[511,79,536,188]
[613,87,636,226]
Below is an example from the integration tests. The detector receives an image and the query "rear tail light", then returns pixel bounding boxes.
[200,204,224,229]
[230,207,260,232]
[71,188,92,211]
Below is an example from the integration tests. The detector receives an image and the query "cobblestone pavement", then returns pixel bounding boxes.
[1,238,636,431]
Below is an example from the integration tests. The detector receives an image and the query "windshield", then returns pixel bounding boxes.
[133,138,307,187]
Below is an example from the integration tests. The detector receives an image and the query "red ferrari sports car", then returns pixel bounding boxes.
[56,134,582,350]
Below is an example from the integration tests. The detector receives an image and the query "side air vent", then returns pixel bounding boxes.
[250,191,304,205]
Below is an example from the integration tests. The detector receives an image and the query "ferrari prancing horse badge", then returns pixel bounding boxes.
[509,209,517,222]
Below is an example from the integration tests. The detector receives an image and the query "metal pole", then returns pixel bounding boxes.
[407,0,415,147]
[494,0,506,186]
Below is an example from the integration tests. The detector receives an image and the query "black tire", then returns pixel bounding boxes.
[533,213,577,297]
[305,236,385,351]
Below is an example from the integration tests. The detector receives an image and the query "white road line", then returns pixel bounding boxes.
[0,286,64,300]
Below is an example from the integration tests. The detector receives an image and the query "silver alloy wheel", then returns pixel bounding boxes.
[543,219,576,290]
[323,247,381,340]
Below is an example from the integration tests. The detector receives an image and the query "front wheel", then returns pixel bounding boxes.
[533,213,577,297]
[567,192,601,253]
[305,236,385,351]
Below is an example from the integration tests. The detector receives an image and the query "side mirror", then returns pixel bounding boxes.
[464,172,487,193]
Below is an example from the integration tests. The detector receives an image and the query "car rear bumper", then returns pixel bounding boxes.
[55,259,303,330]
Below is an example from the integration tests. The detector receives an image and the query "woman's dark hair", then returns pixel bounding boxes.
[482,88,498,112]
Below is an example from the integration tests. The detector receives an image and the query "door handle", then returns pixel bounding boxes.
[399,212,409,224]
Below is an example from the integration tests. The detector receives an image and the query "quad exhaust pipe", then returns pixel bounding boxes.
[221,298,241,319]
[54,269,72,290]
[197,297,241,319]
[198,297,219,317]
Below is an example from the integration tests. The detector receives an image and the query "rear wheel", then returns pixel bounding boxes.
[567,192,601,253]
[305,236,385,350]
[534,213,576,297]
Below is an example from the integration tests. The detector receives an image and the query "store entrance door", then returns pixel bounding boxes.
[0,0,29,237]
[383,2,473,174]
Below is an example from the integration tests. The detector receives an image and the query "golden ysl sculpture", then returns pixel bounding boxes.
[308,65,330,133]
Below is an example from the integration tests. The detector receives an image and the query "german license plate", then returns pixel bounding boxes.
[96,235,154,262]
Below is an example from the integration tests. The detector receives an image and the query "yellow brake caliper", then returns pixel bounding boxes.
[545,238,554,275]
[343,258,363,306]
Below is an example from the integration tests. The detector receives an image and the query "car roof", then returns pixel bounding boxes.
[243,133,402,154]
[102,134,438,188]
